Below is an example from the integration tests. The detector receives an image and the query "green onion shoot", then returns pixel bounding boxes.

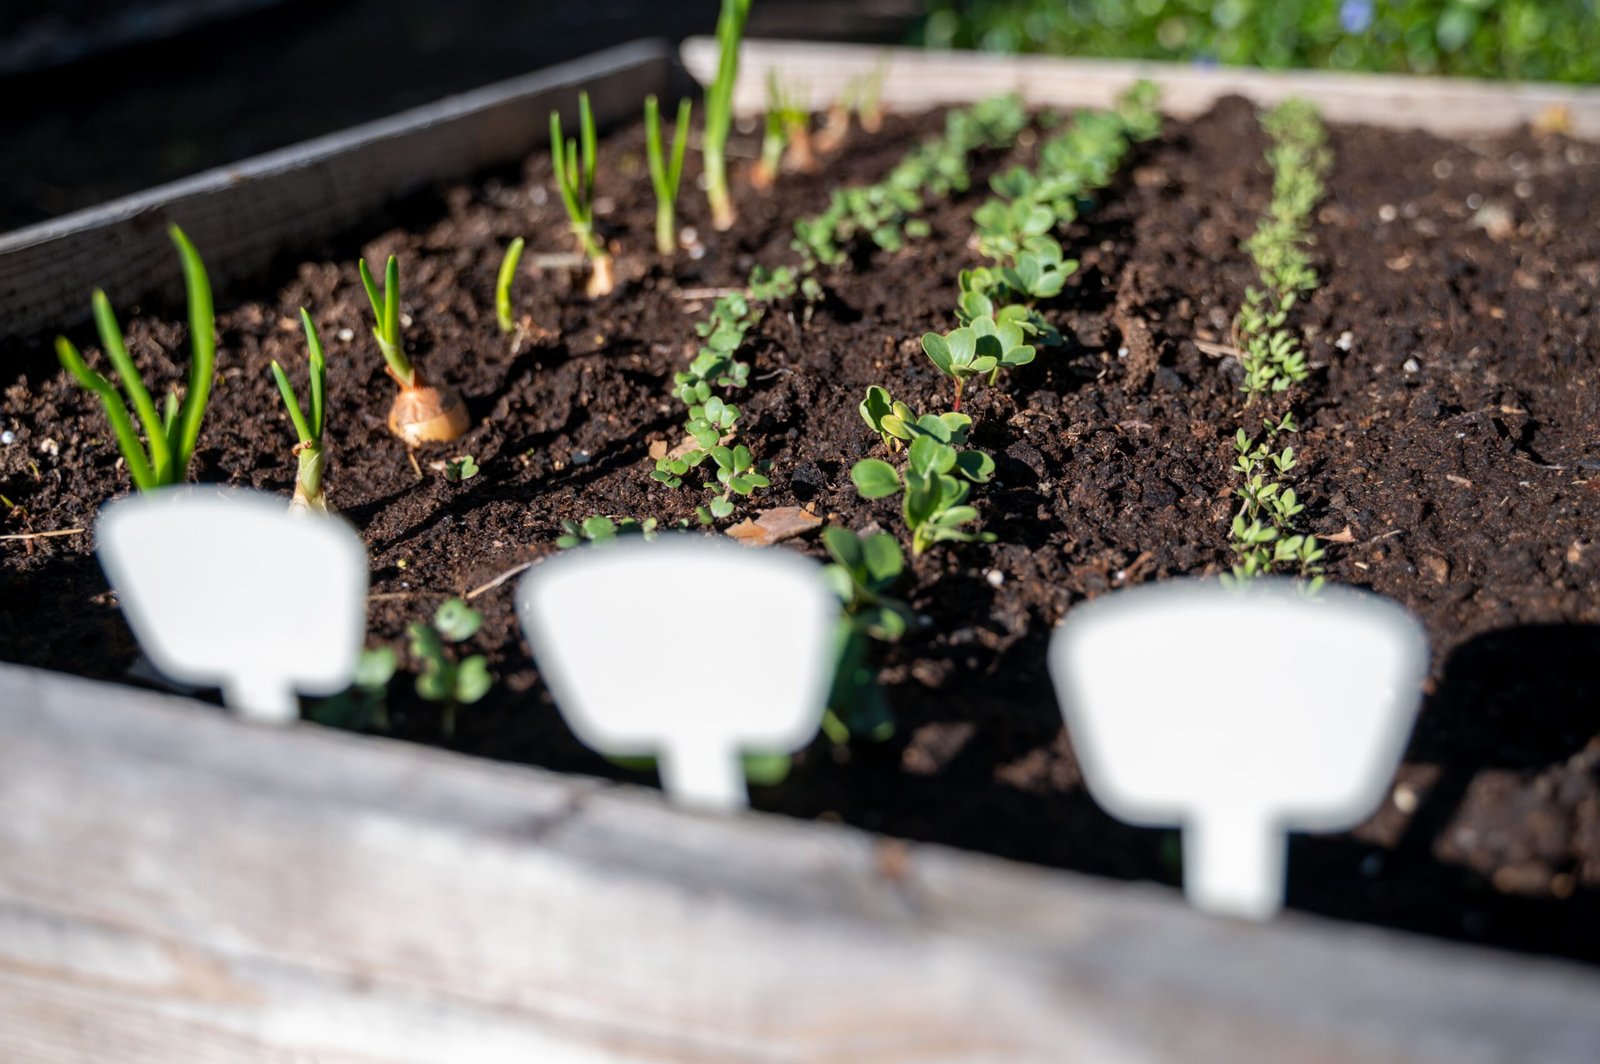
[54,224,216,492]
[270,309,330,513]
[703,0,751,231]
[359,254,469,446]
[644,94,692,256]
[495,236,526,334]
[550,91,615,297]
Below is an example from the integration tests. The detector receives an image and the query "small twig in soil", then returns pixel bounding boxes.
[675,286,746,301]
[1192,338,1243,359]
[465,560,535,600]
[0,527,85,542]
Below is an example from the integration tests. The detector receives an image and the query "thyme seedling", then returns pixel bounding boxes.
[495,236,525,334]
[644,94,692,256]
[551,91,615,297]
[54,224,215,491]
[269,309,329,513]
[703,0,752,231]
[360,254,469,446]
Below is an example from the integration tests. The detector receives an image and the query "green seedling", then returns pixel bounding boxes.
[851,431,995,555]
[309,646,397,732]
[495,237,526,334]
[444,455,479,482]
[703,0,752,231]
[921,315,1036,409]
[644,94,692,256]
[54,225,215,492]
[859,385,973,453]
[269,309,329,513]
[408,597,492,736]
[360,254,470,446]
[551,92,615,297]
[819,526,908,745]
[753,100,790,191]
[1226,421,1325,591]
[556,514,658,548]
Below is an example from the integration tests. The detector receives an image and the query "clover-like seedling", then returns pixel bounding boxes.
[644,94,692,255]
[444,455,479,482]
[408,597,492,735]
[495,237,526,334]
[55,224,215,492]
[269,309,329,513]
[702,443,770,521]
[360,254,471,447]
[551,91,615,297]
[702,0,751,231]
[556,514,658,549]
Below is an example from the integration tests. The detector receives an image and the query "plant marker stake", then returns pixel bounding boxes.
[96,486,368,724]
[517,535,836,811]
[1048,579,1428,920]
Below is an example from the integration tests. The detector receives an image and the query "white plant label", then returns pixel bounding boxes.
[1048,579,1428,920]
[517,535,836,811]
[97,486,368,725]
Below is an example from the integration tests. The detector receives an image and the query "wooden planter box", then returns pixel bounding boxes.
[4,39,1600,1062]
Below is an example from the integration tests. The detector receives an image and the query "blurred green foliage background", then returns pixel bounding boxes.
[918,0,1600,83]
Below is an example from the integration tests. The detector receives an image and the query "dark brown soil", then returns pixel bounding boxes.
[3,98,1598,964]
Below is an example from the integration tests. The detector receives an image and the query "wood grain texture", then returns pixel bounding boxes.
[681,37,1600,138]
[0,39,671,341]
[2,662,1598,1063]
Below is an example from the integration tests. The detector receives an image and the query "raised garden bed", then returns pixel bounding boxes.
[3,36,1600,1059]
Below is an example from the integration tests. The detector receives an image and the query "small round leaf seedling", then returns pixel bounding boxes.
[1048,579,1428,921]
[516,535,836,810]
[96,486,368,724]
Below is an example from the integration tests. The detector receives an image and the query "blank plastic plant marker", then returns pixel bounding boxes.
[96,486,368,724]
[517,535,836,811]
[1048,579,1428,920]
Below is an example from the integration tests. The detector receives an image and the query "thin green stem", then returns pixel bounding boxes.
[703,0,751,228]
[359,255,414,386]
[168,224,214,477]
[551,95,606,265]
[91,289,170,479]
[270,361,314,445]
[54,336,155,490]
[495,237,525,333]
[645,95,691,255]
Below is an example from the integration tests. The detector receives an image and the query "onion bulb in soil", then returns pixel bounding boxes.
[388,378,469,447]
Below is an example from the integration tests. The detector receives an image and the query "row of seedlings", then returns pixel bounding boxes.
[828,83,1163,739]
[1225,100,1335,591]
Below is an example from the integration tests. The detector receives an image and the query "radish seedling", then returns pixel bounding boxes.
[703,0,751,231]
[921,315,1035,410]
[360,254,470,447]
[820,526,907,745]
[851,433,996,556]
[54,225,215,491]
[859,385,972,454]
[551,92,615,297]
[556,514,658,548]
[409,597,491,736]
[269,309,330,513]
[644,94,692,255]
[495,237,525,334]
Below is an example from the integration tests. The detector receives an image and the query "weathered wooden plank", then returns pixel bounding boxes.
[1,662,1596,1063]
[0,39,671,341]
[681,37,1600,138]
